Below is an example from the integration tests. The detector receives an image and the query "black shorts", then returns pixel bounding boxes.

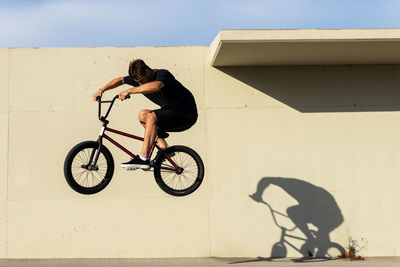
[152,108,197,133]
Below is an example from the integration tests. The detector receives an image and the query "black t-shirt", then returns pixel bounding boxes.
[123,69,197,114]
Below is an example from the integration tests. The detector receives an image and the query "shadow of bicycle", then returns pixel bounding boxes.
[242,177,345,263]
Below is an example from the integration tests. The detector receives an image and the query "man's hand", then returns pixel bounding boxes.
[118,90,131,101]
[93,89,103,101]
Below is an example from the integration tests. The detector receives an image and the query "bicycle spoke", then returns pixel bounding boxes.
[98,156,106,165]
[82,149,88,163]
[96,170,107,176]
[93,171,105,182]
[74,154,86,165]
[183,161,196,169]
[163,173,176,183]
[165,176,179,188]
[182,173,195,183]
[173,178,179,189]
[181,175,190,189]
[181,153,191,166]
[81,171,88,187]
[73,169,87,182]
[90,171,100,186]
[82,149,90,163]
[183,169,198,177]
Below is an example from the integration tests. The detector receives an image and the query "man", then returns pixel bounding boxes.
[92,59,198,169]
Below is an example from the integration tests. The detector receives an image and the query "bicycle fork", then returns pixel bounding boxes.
[86,126,106,171]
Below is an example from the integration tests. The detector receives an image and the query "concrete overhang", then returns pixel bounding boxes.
[210,29,400,66]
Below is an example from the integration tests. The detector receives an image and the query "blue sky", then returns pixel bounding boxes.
[1,0,400,48]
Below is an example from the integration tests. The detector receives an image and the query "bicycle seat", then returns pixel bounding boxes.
[158,131,169,139]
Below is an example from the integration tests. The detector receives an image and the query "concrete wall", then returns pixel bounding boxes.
[0,46,399,258]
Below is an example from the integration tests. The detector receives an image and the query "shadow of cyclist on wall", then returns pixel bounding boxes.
[249,177,345,262]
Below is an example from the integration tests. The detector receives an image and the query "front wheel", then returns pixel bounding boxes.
[64,141,114,194]
[153,145,204,196]
[271,242,287,258]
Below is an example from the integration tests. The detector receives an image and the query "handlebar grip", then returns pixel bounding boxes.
[125,94,131,100]
[96,96,101,102]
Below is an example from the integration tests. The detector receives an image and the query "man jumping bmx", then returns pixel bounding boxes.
[92,59,198,169]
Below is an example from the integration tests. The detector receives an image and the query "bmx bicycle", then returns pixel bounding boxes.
[63,95,204,196]
[249,196,345,259]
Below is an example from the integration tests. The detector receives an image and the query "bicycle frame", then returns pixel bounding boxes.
[89,95,179,172]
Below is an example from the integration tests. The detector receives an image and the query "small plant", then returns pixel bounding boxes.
[341,236,365,260]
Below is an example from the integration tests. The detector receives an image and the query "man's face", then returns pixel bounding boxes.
[135,69,152,85]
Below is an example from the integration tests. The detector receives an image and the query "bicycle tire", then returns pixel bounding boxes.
[153,145,204,196]
[64,141,114,194]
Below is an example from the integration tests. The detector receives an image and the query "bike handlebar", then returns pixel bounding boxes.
[96,94,130,102]
[97,94,130,123]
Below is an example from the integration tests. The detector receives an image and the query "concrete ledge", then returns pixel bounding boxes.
[210,28,400,66]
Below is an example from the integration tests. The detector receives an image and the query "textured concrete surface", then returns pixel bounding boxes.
[0,257,399,267]
[1,45,400,258]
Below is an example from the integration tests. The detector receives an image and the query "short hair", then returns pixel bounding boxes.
[128,59,151,80]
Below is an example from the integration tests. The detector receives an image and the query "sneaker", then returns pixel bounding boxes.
[120,155,150,170]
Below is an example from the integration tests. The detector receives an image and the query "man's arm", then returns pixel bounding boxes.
[129,81,164,94]
[118,81,164,100]
[93,77,124,101]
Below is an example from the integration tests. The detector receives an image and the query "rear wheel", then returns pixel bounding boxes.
[153,145,204,196]
[64,141,114,194]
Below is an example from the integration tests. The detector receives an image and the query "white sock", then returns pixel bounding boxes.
[139,156,149,161]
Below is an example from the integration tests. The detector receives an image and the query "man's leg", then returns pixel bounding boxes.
[156,137,168,149]
[140,111,158,158]
[121,110,160,169]
[138,110,168,149]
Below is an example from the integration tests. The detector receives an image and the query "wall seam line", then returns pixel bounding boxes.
[6,48,11,258]
[203,47,212,258]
